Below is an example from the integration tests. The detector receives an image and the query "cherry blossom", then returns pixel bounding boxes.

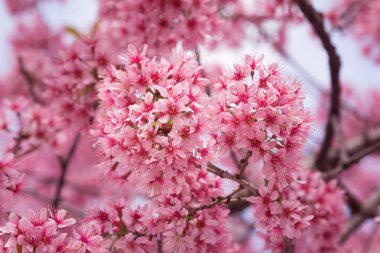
[1,0,380,252]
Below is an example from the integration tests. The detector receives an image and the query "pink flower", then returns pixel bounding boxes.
[163,229,192,253]
[73,224,103,253]
[0,153,14,171]
[49,208,76,228]
[115,234,151,253]
[120,44,148,65]
[249,185,279,220]
[50,233,72,253]
[0,239,8,253]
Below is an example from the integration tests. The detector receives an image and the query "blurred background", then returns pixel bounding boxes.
[1,0,380,251]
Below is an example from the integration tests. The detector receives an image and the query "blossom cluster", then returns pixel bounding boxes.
[328,0,380,64]
[293,171,346,252]
[211,55,310,183]
[0,16,62,100]
[94,45,214,192]
[0,207,105,253]
[44,37,114,127]
[0,97,67,155]
[87,172,237,252]
[253,171,345,253]
[0,153,24,204]
[97,0,245,54]
[92,43,313,251]
[0,96,68,208]
[211,54,311,242]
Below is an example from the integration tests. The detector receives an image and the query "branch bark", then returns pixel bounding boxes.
[207,162,258,195]
[238,151,252,177]
[340,186,380,244]
[52,133,81,207]
[190,186,245,213]
[294,0,342,171]
[322,127,380,179]
[284,238,294,253]
[18,57,41,104]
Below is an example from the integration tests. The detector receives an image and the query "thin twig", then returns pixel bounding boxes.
[324,142,380,180]
[322,127,380,179]
[52,133,81,207]
[18,57,41,104]
[340,186,380,244]
[238,151,252,177]
[230,150,240,170]
[25,171,99,196]
[336,0,372,30]
[284,238,294,253]
[207,162,258,194]
[363,224,378,253]
[157,236,163,253]
[190,186,244,213]
[333,116,349,163]
[337,179,362,214]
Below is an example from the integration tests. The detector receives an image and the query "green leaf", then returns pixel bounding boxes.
[64,26,81,39]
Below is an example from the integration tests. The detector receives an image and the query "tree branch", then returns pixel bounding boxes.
[294,0,342,171]
[340,186,380,244]
[52,133,81,207]
[322,126,380,179]
[324,142,380,180]
[18,57,41,104]
[238,151,252,177]
[335,0,372,30]
[230,150,240,170]
[207,162,258,194]
[284,238,294,253]
[190,186,245,213]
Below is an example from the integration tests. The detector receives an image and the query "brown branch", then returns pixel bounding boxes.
[340,186,380,244]
[284,238,294,253]
[256,25,377,129]
[333,116,349,163]
[238,151,252,177]
[18,57,41,104]
[157,236,163,253]
[24,171,99,196]
[324,142,380,180]
[190,186,244,213]
[230,150,240,170]
[337,179,362,214]
[318,127,380,235]
[228,199,250,213]
[207,162,258,194]
[363,224,378,253]
[321,127,380,179]
[336,0,372,30]
[294,0,342,171]
[52,133,81,207]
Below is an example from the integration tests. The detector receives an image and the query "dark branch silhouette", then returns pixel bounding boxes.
[294,0,342,171]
